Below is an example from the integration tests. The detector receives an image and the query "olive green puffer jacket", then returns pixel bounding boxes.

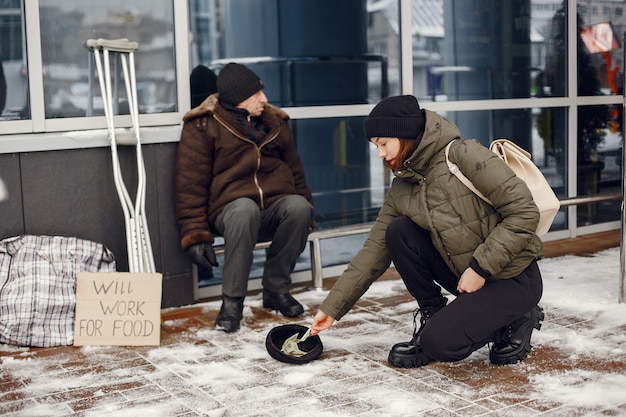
[319,110,543,320]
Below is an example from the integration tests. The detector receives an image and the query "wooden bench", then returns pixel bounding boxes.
[212,222,373,290]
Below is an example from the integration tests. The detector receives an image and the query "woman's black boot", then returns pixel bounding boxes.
[489,305,544,365]
[388,303,444,368]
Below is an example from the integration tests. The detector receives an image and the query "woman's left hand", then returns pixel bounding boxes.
[457,267,485,293]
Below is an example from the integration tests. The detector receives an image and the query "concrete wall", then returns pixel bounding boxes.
[0,143,195,308]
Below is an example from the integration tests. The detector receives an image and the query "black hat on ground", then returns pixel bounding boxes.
[265,324,323,365]
[363,95,426,140]
[217,62,264,106]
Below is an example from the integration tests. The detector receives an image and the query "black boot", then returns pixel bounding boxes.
[388,303,445,368]
[215,294,244,333]
[489,305,544,365]
[263,290,304,317]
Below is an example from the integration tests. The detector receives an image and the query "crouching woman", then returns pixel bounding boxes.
[310,95,544,368]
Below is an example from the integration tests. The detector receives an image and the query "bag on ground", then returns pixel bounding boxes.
[0,235,116,347]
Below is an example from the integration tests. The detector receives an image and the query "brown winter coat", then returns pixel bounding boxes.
[174,94,313,250]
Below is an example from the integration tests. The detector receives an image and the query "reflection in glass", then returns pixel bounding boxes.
[578,105,621,226]
[0,0,29,120]
[411,0,567,102]
[292,116,380,229]
[188,0,400,107]
[39,0,176,119]
[577,1,624,97]
[550,5,622,99]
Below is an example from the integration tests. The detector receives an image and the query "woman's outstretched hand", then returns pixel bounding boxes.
[311,310,335,336]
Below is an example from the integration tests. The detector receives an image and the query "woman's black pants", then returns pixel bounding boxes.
[385,216,543,362]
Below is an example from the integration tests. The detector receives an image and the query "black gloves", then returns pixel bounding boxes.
[186,243,218,269]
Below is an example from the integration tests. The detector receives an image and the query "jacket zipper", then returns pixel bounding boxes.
[214,113,280,209]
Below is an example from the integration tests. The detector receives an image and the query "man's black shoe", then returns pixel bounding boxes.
[215,295,244,333]
[490,305,544,365]
[262,290,304,317]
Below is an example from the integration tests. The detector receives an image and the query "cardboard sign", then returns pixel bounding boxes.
[73,272,162,346]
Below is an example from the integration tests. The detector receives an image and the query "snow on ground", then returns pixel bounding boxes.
[1,248,626,416]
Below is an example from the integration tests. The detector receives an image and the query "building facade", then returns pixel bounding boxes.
[0,0,623,306]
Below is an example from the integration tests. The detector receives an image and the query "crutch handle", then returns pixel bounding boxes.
[84,38,139,53]
[115,132,139,146]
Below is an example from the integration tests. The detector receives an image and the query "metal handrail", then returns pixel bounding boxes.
[559,192,621,206]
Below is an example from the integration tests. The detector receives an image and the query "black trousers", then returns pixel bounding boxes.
[385,216,543,362]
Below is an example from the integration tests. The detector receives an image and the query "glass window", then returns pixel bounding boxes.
[188,0,399,107]
[293,117,381,229]
[411,0,567,102]
[39,0,176,119]
[577,2,624,97]
[539,4,568,98]
[577,104,621,226]
[0,0,28,121]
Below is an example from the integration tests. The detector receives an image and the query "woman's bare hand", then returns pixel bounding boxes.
[311,310,335,336]
[457,267,486,293]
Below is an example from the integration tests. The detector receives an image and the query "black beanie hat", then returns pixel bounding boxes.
[217,63,265,106]
[364,95,426,140]
[190,65,218,108]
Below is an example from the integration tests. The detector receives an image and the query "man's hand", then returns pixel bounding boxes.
[186,243,218,269]
[457,267,485,294]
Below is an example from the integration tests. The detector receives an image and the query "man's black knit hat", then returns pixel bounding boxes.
[364,95,425,140]
[217,63,264,106]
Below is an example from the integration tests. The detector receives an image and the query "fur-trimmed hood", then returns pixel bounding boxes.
[183,93,290,130]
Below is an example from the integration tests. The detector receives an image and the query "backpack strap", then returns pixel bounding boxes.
[445,140,493,205]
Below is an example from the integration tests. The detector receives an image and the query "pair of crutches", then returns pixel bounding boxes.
[85,38,155,273]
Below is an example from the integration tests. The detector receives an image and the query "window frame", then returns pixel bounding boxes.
[0,0,191,148]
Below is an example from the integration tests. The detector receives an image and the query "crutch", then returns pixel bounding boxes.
[85,38,156,273]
